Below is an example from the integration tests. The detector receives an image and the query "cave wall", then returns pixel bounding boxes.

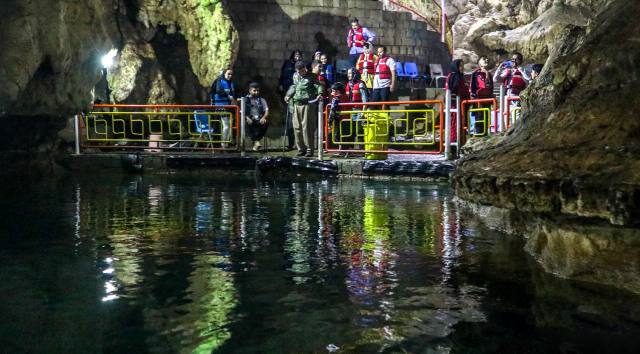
[446,0,608,68]
[0,0,117,116]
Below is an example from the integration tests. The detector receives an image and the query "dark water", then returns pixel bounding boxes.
[1,174,640,354]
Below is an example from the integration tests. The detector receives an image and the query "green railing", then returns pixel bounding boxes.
[386,0,453,55]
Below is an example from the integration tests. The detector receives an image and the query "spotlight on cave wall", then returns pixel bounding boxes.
[101,49,118,69]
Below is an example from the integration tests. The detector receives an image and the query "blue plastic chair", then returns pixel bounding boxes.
[194,110,214,148]
[395,62,408,78]
[404,62,419,78]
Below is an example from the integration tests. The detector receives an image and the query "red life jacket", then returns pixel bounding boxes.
[346,80,366,103]
[357,53,375,75]
[348,27,365,48]
[375,56,392,80]
[472,69,493,98]
[509,69,527,95]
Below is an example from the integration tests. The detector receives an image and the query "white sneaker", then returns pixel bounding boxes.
[252,140,261,151]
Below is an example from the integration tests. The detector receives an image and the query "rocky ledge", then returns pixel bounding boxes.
[460,201,640,295]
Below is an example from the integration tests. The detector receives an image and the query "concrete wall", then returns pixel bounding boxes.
[223,0,450,105]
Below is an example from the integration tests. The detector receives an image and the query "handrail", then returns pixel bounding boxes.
[385,0,453,55]
[323,99,445,156]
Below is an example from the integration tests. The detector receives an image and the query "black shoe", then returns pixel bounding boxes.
[304,151,313,158]
[296,150,306,157]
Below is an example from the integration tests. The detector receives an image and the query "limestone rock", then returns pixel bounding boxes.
[454,0,640,226]
[448,0,606,66]
[0,0,117,115]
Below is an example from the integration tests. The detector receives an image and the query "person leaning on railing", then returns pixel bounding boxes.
[468,56,494,135]
[210,68,237,148]
[446,59,470,143]
[284,61,324,157]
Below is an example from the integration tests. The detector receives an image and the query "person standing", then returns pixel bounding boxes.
[494,52,530,127]
[531,63,543,81]
[469,56,494,135]
[446,59,470,143]
[356,42,376,95]
[244,82,269,151]
[320,53,335,86]
[345,67,368,156]
[347,18,376,66]
[279,50,303,151]
[311,60,329,99]
[327,83,350,157]
[371,46,396,102]
[210,68,236,148]
[493,52,530,97]
[284,61,324,157]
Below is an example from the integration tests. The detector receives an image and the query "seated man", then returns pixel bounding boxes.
[244,82,269,151]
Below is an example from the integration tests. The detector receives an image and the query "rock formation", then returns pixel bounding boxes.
[455,0,640,226]
[447,0,607,66]
[453,0,640,292]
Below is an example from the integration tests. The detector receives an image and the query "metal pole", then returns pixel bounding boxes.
[441,0,446,43]
[317,100,324,160]
[455,95,461,157]
[498,85,505,132]
[74,114,81,155]
[240,97,246,157]
[444,88,452,160]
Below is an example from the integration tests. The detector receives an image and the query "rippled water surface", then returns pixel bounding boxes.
[1,174,640,353]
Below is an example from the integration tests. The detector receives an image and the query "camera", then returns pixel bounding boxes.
[503,61,513,69]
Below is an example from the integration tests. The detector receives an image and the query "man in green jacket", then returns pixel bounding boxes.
[284,61,324,157]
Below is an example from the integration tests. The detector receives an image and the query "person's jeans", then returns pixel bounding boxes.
[371,87,390,102]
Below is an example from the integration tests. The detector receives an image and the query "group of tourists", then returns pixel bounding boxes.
[446,52,542,139]
[275,18,399,156]
[209,17,543,155]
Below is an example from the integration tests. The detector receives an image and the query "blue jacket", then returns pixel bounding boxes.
[211,77,235,105]
[322,64,334,85]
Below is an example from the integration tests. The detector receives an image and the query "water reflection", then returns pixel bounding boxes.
[1,175,639,353]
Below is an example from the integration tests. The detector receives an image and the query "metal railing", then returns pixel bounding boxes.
[460,98,499,137]
[323,100,445,155]
[78,104,240,152]
[70,92,524,162]
[505,97,522,129]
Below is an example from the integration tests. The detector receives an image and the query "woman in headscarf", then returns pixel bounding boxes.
[446,59,470,143]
